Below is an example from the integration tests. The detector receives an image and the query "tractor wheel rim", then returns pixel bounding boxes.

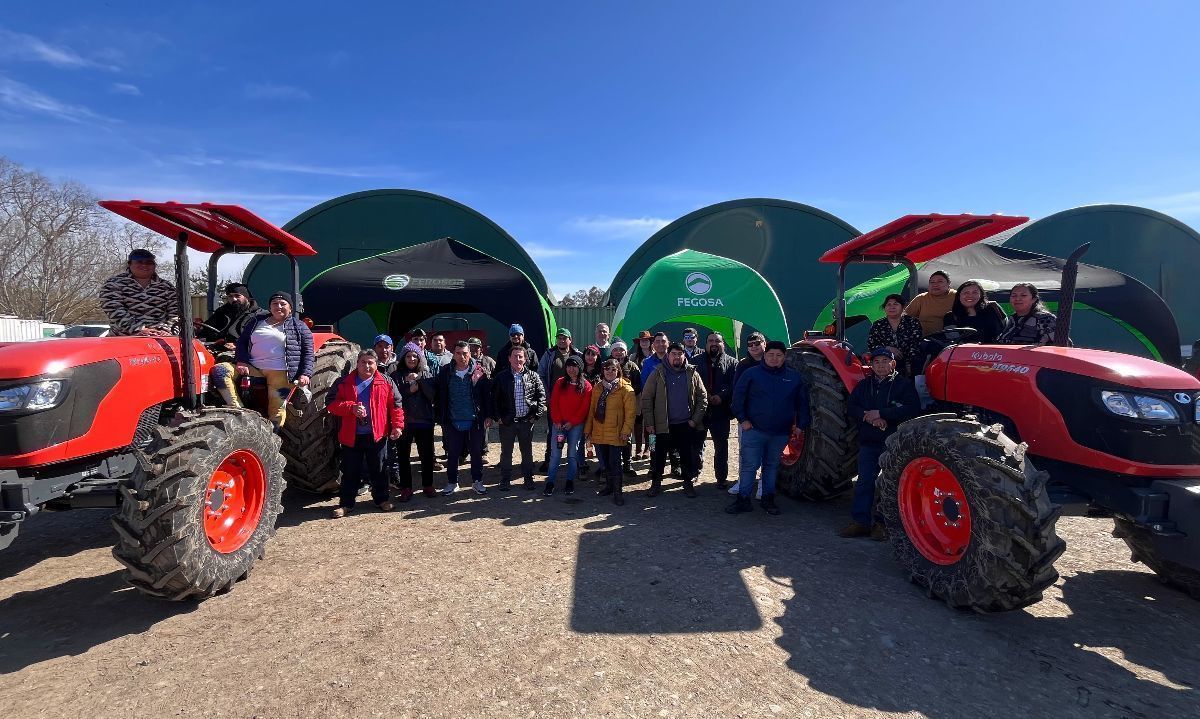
[898,457,972,566]
[204,449,267,553]
[780,429,807,467]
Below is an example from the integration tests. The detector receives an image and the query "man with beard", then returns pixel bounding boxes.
[196,283,259,356]
[641,342,707,498]
[691,332,737,489]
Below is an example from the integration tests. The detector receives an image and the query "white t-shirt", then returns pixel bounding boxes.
[250,322,287,371]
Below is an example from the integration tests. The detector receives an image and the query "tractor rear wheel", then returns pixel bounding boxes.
[877,414,1065,612]
[111,408,285,600]
[777,347,857,500]
[278,340,357,493]
[1112,518,1200,600]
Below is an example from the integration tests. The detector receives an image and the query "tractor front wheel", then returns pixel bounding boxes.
[1112,518,1200,600]
[877,414,1065,612]
[111,408,285,600]
[777,348,857,500]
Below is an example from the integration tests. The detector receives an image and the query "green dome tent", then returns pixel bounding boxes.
[612,249,788,350]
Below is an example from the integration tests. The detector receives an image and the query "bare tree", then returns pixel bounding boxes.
[0,156,168,324]
[558,286,608,307]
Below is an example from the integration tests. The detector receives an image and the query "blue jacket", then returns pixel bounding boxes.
[847,371,920,446]
[235,311,315,381]
[732,362,810,436]
[640,353,665,388]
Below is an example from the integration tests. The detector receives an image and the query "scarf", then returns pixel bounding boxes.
[593,378,618,423]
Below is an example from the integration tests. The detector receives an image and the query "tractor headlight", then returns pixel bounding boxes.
[1100,390,1179,421]
[0,380,66,412]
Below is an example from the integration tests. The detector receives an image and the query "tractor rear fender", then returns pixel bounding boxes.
[796,338,869,393]
[311,332,346,351]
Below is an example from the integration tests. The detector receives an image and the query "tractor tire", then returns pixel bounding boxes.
[877,414,1065,612]
[111,408,285,600]
[278,340,357,493]
[777,348,857,500]
[1112,517,1200,600]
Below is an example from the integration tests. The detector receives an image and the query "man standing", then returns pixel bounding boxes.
[537,328,582,472]
[373,334,399,375]
[435,341,493,495]
[839,348,920,539]
[492,348,547,491]
[904,270,957,337]
[430,332,454,368]
[409,328,441,371]
[594,323,613,361]
[733,332,766,387]
[496,324,539,368]
[641,343,708,498]
[328,350,405,518]
[727,341,810,516]
[468,337,496,377]
[99,248,179,337]
[195,282,258,355]
[681,328,702,362]
[639,332,669,387]
[692,332,737,489]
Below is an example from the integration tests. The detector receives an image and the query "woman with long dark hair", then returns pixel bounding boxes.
[866,294,924,376]
[997,283,1058,345]
[943,280,1007,344]
[544,356,593,496]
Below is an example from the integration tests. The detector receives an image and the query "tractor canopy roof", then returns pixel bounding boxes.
[99,200,317,256]
[819,213,1028,265]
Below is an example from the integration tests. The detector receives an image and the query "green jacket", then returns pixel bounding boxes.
[640,363,708,431]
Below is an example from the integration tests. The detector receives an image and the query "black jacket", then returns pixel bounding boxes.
[692,351,738,422]
[391,366,436,428]
[944,302,1007,344]
[495,340,539,370]
[491,366,547,424]
[198,300,259,344]
[433,360,493,428]
[847,372,921,446]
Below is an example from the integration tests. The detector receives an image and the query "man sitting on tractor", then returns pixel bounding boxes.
[195,283,259,360]
[838,348,920,540]
[98,248,179,337]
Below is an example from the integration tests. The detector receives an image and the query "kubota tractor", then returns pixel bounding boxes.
[781,213,1200,611]
[0,201,357,599]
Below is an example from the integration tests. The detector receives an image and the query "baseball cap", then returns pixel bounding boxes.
[373,334,394,347]
[509,324,524,336]
[557,328,572,338]
[870,347,895,360]
[467,337,482,347]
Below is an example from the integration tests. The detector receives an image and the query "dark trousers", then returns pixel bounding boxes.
[852,442,886,526]
[651,423,698,482]
[397,425,435,489]
[339,433,389,508]
[444,423,485,485]
[702,418,731,482]
[597,444,623,488]
[498,419,535,482]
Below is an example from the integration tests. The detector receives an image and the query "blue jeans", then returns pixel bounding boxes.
[444,423,485,485]
[547,423,584,484]
[852,443,886,525]
[737,428,789,498]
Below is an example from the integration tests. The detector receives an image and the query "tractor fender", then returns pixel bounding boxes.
[796,338,869,393]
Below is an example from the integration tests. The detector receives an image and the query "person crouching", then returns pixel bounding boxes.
[329,350,405,518]
[838,348,920,539]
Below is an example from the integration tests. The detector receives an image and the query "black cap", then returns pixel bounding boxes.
[870,347,895,360]
[128,248,155,262]
[564,355,583,369]
[225,282,251,296]
[268,291,293,306]
[764,340,787,353]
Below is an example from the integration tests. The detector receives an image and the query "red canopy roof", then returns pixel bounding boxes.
[99,200,317,256]
[819,213,1028,265]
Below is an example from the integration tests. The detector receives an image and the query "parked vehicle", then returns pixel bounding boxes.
[52,324,110,338]
[781,214,1200,610]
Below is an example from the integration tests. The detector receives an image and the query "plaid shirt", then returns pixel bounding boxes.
[513,371,530,418]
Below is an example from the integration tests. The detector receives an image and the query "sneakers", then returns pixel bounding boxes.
[543,483,555,496]
[870,523,888,542]
[472,481,487,495]
[727,480,741,496]
[441,483,458,496]
[682,481,697,498]
[837,521,872,538]
[760,494,781,516]
[725,496,752,514]
[564,480,575,495]
[376,501,394,512]
[331,506,350,518]
[726,480,762,498]
[422,486,437,498]
[398,487,414,503]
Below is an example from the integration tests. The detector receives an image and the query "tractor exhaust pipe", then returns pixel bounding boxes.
[1054,243,1090,347]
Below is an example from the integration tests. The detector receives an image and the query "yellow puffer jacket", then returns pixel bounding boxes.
[584,378,636,446]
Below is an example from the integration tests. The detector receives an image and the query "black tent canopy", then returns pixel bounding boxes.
[302,238,555,352]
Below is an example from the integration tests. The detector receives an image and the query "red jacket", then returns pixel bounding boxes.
[329,371,405,446]
[550,378,592,426]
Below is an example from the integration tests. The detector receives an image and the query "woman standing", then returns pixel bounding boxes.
[392,343,437,501]
[585,358,637,505]
[212,291,313,428]
[609,340,642,475]
[581,345,603,463]
[632,331,652,460]
[997,283,1058,345]
[544,356,592,496]
[943,280,1007,344]
[866,294,924,377]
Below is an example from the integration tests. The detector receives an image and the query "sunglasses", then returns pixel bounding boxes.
[747,340,764,347]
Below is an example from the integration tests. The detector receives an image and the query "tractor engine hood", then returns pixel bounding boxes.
[945,345,1200,392]
[0,337,210,382]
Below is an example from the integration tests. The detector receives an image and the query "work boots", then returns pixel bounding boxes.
[760,494,781,516]
[597,477,614,496]
[725,496,753,514]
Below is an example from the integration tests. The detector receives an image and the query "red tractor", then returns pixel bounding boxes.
[0,201,357,599]
[780,213,1200,611]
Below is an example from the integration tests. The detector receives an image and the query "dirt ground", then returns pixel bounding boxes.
[1,432,1198,719]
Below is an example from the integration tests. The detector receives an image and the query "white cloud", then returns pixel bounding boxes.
[0,75,110,124]
[0,27,119,70]
[1135,190,1200,219]
[235,158,418,179]
[523,242,575,259]
[566,215,670,240]
[244,83,311,101]
[110,82,141,96]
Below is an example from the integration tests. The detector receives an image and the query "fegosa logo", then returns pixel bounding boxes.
[685,272,712,296]
[383,274,411,291]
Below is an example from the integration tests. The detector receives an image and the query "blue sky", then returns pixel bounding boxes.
[2,2,1199,298]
